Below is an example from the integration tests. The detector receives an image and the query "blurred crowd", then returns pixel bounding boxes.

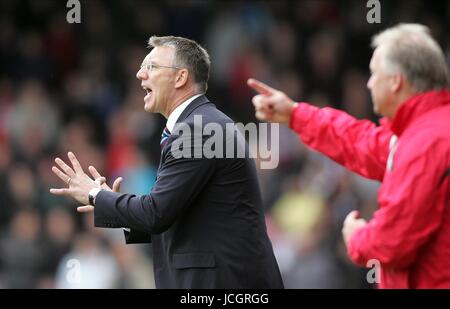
[0,0,449,288]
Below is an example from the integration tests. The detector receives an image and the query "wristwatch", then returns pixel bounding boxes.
[88,188,102,206]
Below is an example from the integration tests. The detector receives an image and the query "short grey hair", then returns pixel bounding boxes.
[371,23,449,91]
[148,35,210,93]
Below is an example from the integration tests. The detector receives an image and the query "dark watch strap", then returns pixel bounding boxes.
[89,191,96,206]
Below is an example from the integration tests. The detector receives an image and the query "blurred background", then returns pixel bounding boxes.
[0,0,449,289]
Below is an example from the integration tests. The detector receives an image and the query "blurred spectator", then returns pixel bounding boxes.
[41,207,77,277]
[6,80,60,161]
[0,209,44,288]
[108,236,155,289]
[46,15,78,83]
[7,163,39,209]
[341,69,372,119]
[16,32,55,87]
[54,233,119,289]
[0,135,13,226]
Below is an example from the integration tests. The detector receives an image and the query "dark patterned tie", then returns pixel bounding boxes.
[160,126,171,150]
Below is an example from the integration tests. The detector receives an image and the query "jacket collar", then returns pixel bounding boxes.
[175,94,212,124]
[166,94,202,132]
[382,90,450,136]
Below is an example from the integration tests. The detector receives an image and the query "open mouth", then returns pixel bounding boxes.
[142,85,152,95]
[142,85,153,101]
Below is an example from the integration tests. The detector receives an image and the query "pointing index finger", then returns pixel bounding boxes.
[247,78,276,96]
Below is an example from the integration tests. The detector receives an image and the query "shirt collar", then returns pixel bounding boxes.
[166,94,203,132]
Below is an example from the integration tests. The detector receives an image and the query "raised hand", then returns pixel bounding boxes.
[50,152,101,205]
[76,165,123,213]
[247,78,298,124]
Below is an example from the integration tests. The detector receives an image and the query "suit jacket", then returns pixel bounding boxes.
[94,95,284,289]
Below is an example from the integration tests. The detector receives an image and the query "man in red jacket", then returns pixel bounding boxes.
[248,23,450,288]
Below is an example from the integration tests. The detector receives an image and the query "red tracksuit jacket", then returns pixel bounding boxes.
[289,90,450,288]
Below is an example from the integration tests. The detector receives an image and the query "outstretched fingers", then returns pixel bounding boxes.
[88,165,102,179]
[68,152,85,174]
[52,166,71,184]
[89,166,112,190]
[55,157,75,178]
[49,187,70,196]
[112,177,123,192]
[77,205,95,213]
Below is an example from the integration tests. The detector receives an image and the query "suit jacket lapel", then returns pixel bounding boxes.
[158,95,212,170]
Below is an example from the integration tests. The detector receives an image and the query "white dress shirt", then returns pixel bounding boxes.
[166,94,203,132]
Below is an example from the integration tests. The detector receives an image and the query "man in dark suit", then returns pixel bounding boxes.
[50,36,283,289]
